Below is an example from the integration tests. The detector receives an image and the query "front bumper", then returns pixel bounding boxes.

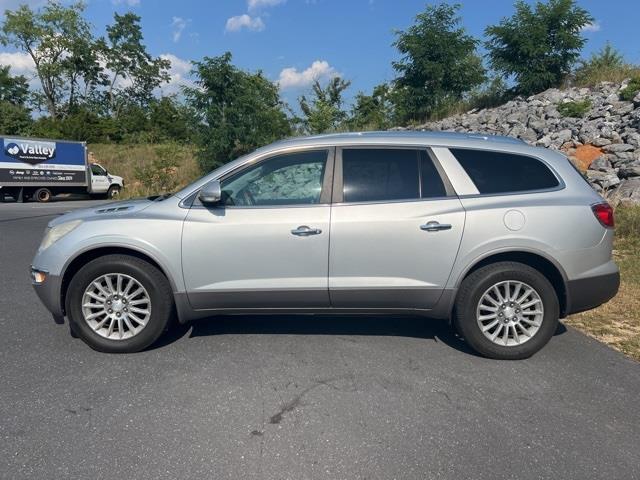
[565,270,620,316]
[31,267,65,317]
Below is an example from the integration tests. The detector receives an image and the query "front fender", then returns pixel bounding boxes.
[58,236,184,294]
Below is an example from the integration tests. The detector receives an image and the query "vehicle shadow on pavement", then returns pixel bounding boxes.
[152,315,567,356]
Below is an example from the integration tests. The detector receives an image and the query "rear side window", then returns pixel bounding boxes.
[450,148,559,194]
[419,150,448,198]
[342,148,447,203]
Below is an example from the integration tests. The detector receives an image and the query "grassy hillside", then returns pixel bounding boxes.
[88,143,201,198]
[89,143,640,359]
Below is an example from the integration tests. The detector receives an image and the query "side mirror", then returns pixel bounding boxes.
[198,179,222,205]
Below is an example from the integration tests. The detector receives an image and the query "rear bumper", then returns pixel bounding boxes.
[565,270,620,316]
[31,267,65,318]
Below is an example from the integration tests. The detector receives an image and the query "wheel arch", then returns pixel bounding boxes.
[454,249,569,318]
[60,245,178,316]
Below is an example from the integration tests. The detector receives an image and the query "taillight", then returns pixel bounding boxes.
[592,202,614,228]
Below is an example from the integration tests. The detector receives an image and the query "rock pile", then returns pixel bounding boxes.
[404,81,640,205]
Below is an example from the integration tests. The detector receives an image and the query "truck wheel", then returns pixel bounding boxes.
[65,254,174,353]
[34,188,52,203]
[453,261,559,360]
[106,185,121,199]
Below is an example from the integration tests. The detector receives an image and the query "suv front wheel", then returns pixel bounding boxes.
[453,261,559,360]
[66,254,173,353]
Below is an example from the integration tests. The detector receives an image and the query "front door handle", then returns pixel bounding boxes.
[291,225,322,236]
[420,221,452,232]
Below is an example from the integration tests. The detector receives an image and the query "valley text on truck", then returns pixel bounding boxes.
[0,135,123,203]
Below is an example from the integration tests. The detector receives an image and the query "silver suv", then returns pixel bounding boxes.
[31,132,619,359]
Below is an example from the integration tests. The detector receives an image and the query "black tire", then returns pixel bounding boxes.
[65,254,173,353]
[106,185,121,199]
[453,261,559,360]
[34,188,52,203]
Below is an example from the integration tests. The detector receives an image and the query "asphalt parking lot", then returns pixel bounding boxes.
[1,200,639,480]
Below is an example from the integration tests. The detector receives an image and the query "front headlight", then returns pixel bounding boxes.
[38,220,82,252]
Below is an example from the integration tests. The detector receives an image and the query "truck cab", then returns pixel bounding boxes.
[89,163,124,199]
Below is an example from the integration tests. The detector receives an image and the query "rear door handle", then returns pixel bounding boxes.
[420,221,452,232]
[291,225,322,236]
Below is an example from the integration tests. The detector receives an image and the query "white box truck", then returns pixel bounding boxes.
[0,136,123,202]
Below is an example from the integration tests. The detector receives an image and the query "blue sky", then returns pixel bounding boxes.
[0,0,638,108]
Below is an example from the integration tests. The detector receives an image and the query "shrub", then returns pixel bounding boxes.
[467,76,511,110]
[557,99,591,118]
[620,77,640,102]
[134,143,183,195]
[573,43,640,87]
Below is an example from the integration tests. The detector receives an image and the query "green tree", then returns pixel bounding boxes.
[29,107,115,142]
[111,103,149,141]
[298,77,351,134]
[0,1,96,118]
[348,83,394,131]
[392,3,485,123]
[485,0,593,96]
[110,96,193,143]
[0,102,32,135]
[99,12,170,115]
[184,52,291,173]
[0,65,32,135]
[64,33,105,112]
[148,96,193,143]
[0,65,30,105]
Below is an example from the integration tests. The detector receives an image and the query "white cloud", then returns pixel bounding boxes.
[225,14,265,33]
[227,0,285,32]
[277,60,339,90]
[112,0,140,6]
[247,0,285,12]
[159,53,193,94]
[171,16,189,42]
[0,51,36,76]
[581,21,601,33]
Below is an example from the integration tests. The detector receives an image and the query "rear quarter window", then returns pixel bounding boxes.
[450,148,559,194]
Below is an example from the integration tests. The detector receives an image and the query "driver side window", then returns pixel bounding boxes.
[220,150,328,206]
[91,164,106,176]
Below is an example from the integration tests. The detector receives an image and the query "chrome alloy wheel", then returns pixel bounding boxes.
[81,273,151,340]
[476,280,544,347]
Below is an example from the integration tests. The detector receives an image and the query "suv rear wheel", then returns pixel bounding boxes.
[453,261,559,360]
[66,254,173,353]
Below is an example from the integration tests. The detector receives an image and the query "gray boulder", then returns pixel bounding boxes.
[619,163,640,178]
[611,178,640,205]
